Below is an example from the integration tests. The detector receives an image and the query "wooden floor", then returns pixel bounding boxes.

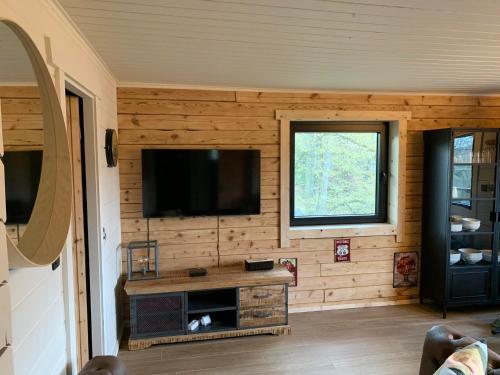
[119,304,499,375]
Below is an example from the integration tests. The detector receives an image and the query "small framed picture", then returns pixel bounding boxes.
[279,258,298,287]
[334,238,351,262]
[393,252,418,288]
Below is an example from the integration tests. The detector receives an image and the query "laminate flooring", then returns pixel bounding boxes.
[119,304,499,375]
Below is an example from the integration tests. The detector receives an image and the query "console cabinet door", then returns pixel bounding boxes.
[239,285,285,308]
[239,284,287,328]
[239,306,286,328]
[130,292,185,339]
[449,269,491,303]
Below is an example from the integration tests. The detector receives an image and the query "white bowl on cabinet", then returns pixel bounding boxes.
[458,248,483,264]
[450,250,461,265]
[481,250,500,263]
[462,218,481,232]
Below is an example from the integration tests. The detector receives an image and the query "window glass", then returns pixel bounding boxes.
[294,132,378,218]
[290,122,388,226]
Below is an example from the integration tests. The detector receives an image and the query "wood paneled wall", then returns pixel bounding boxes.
[117,87,500,311]
[0,86,42,243]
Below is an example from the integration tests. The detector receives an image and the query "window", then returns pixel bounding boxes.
[290,121,388,226]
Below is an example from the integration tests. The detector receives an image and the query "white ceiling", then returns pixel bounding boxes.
[0,22,36,83]
[58,0,500,93]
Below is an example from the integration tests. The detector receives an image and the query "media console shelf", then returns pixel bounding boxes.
[124,264,294,350]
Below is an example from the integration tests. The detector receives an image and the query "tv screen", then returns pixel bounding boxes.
[4,150,43,224]
[142,149,260,217]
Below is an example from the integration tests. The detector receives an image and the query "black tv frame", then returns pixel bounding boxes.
[141,149,261,218]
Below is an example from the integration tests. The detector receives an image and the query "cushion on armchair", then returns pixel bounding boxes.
[433,341,488,375]
[420,325,500,375]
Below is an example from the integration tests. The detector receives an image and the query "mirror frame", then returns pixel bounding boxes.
[1,20,72,267]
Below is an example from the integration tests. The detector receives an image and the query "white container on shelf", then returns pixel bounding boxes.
[188,319,200,331]
[481,250,500,263]
[458,248,483,264]
[462,218,481,232]
[450,250,461,265]
[450,222,462,232]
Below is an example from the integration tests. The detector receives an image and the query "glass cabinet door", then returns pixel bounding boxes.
[449,131,498,302]
[452,131,497,200]
[453,131,497,164]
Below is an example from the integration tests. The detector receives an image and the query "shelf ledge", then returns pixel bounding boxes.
[289,223,397,239]
[188,306,237,314]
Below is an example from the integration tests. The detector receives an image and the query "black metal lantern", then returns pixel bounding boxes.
[127,240,160,281]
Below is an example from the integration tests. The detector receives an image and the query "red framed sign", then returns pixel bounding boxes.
[334,239,351,262]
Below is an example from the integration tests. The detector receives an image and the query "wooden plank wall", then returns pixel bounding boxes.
[0,86,42,243]
[117,87,500,311]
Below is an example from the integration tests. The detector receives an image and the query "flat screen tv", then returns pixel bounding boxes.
[4,150,43,224]
[142,149,260,217]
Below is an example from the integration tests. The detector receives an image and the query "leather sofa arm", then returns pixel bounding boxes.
[79,356,127,375]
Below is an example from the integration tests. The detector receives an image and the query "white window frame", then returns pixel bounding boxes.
[277,110,411,248]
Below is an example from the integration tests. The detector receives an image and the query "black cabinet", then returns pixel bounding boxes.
[128,284,289,346]
[421,129,500,317]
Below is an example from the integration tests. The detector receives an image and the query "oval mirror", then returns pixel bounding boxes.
[0,20,72,267]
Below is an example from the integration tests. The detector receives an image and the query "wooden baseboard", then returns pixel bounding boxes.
[128,325,291,350]
[289,299,419,313]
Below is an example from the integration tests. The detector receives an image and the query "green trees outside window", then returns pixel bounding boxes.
[290,122,388,226]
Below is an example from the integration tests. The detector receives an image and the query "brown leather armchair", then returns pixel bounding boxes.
[420,325,500,375]
[79,356,127,375]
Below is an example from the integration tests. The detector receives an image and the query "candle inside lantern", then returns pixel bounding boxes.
[137,255,150,276]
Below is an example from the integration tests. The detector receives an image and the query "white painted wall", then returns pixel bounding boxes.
[0,0,121,373]
[9,267,67,375]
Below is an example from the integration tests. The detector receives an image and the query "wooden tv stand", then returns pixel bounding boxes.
[124,264,294,350]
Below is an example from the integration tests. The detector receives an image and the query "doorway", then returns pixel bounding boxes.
[65,92,91,369]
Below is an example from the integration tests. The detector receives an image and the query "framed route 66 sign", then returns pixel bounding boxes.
[334,239,351,262]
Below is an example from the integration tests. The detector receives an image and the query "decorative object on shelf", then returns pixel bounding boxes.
[458,248,483,265]
[245,259,274,272]
[461,218,480,232]
[188,319,199,332]
[200,315,211,327]
[127,240,159,281]
[450,216,463,232]
[279,258,297,287]
[137,255,149,276]
[481,249,500,263]
[484,139,497,163]
[334,238,351,262]
[450,250,461,265]
[189,268,207,277]
[105,128,118,167]
[393,252,418,288]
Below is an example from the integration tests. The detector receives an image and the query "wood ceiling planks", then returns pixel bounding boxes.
[59,0,500,92]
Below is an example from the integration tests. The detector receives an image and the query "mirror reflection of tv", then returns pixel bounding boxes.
[142,149,260,217]
[4,150,43,224]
